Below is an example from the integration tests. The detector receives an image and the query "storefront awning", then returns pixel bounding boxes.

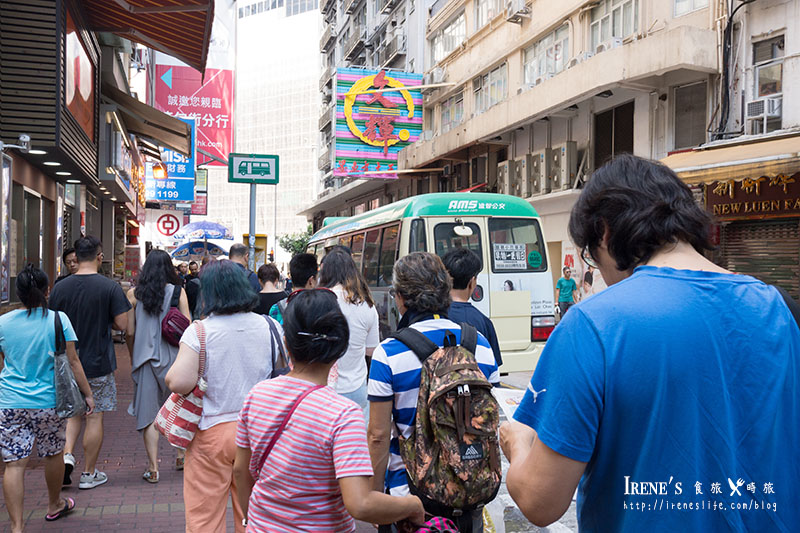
[661,134,800,185]
[103,83,191,156]
[83,0,214,74]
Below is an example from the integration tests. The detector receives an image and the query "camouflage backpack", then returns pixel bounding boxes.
[391,323,501,512]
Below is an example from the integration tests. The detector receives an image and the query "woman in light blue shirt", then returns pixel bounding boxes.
[0,264,94,531]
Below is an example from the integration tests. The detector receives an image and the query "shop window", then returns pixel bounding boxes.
[0,156,10,303]
[674,82,707,149]
[523,25,569,85]
[594,100,634,167]
[590,0,638,52]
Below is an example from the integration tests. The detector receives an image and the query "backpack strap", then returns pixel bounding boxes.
[390,328,440,363]
[169,284,181,308]
[459,323,478,355]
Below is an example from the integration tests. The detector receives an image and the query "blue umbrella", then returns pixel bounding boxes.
[173,221,234,241]
[170,241,227,261]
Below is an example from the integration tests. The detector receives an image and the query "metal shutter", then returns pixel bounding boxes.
[720,219,800,299]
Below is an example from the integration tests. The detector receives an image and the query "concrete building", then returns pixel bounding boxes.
[310,0,428,219]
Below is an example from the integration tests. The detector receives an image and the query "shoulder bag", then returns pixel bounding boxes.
[162,284,191,347]
[53,311,86,419]
[155,320,208,449]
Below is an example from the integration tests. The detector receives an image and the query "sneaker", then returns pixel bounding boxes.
[79,469,108,490]
[63,453,75,486]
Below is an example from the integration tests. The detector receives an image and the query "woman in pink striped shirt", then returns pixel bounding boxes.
[234,289,424,532]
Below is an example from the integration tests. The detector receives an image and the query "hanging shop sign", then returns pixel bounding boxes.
[334,68,422,179]
[705,171,800,221]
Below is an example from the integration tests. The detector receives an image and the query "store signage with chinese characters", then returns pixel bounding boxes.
[334,68,422,179]
[191,192,208,215]
[160,117,196,180]
[705,172,800,220]
[144,161,195,202]
[153,64,234,167]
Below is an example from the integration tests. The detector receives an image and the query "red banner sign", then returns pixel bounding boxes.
[153,65,234,166]
[191,192,208,215]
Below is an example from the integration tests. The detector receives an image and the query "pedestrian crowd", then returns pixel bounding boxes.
[1,154,798,533]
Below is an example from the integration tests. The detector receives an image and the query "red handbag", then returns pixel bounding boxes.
[154,321,207,449]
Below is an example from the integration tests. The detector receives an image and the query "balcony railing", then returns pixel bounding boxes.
[318,148,331,170]
[319,24,335,53]
[319,64,335,91]
[379,34,406,67]
[380,0,398,14]
[318,102,335,131]
[343,0,359,14]
[343,26,366,61]
[320,0,334,14]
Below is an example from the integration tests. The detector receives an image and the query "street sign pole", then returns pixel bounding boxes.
[249,182,256,271]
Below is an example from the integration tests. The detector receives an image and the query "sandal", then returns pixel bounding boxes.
[175,456,184,471]
[142,470,159,483]
[45,497,75,521]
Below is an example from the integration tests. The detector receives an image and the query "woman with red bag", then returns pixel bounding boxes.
[125,249,190,483]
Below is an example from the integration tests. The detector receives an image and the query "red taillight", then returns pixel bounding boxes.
[532,326,554,341]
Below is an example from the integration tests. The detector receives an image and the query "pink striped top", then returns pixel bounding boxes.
[236,376,374,532]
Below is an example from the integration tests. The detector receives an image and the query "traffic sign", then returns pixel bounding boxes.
[228,153,279,185]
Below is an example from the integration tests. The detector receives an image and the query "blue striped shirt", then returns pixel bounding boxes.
[367,318,500,494]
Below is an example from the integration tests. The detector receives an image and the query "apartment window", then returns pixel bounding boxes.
[594,101,634,167]
[674,0,707,17]
[430,12,466,64]
[523,25,569,85]
[440,92,464,133]
[754,36,784,97]
[474,0,502,30]
[473,63,507,114]
[674,82,707,149]
[590,0,639,52]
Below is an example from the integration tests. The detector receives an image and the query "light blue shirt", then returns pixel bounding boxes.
[514,266,800,532]
[0,309,78,409]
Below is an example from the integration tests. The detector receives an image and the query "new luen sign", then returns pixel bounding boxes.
[227,153,279,185]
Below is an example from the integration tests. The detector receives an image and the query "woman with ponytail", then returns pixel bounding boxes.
[125,249,190,482]
[0,264,94,531]
[233,288,424,532]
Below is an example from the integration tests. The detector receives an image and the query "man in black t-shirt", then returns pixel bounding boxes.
[49,235,131,489]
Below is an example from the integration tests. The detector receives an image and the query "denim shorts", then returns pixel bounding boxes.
[88,373,117,412]
[0,408,65,462]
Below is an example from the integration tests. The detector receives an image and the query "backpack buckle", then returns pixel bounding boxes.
[457,385,471,397]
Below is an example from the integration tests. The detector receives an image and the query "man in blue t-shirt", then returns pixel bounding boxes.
[500,155,800,532]
[443,248,502,366]
[554,266,578,316]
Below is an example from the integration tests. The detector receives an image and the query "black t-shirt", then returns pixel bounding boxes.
[253,291,288,316]
[447,301,503,366]
[49,273,131,378]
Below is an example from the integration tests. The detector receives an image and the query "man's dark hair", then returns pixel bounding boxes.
[257,263,280,284]
[289,253,318,287]
[283,289,349,365]
[62,247,76,263]
[188,261,198,268]
[569,154,713,272]
[229,243,248,259]
[442,248,481,290]
[562,266,570,273]
[198,260,259,315]
[75,235,102,263]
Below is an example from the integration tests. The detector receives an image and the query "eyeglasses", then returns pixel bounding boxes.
[581,247,598,269]
[285,287,336,304]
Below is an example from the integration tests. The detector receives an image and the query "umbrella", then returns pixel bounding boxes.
[170,241,227,261]
[173,221,234,241]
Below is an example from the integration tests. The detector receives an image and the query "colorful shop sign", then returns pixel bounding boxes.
[334,68,422,179]
[705,172,800,220]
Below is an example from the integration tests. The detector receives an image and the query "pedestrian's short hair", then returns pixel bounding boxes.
[198,260,258,315]
[188,261,198,268]
[75,235,102,263]
[257,263,280,284]
[442,248,481,290]
[569,154,713,272]
[62,247,76,263]
[562,266,570,273]
[283,289,349,365]
[229,243,248,259]
[289,253,318,287]
[392,252,452,314]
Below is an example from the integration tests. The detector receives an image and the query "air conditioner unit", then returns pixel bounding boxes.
[422,129,434,141]
[514,155,531,197]
[534,72,554,85]
[432,66,446,84]
[505,0,529,23]
[496,161,512,194]
[551,141,577,191]
[595,37,623,54]
[529,149,552,196]
[580,51,595,62]
[566,57,580,69]
[746,96,783,135]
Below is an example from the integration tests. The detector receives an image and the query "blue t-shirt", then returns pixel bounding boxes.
[367,318,500,495]
[447,301,503,366]
[0,309,78,409]
[514,266,800,532]
[555,277,577,302]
